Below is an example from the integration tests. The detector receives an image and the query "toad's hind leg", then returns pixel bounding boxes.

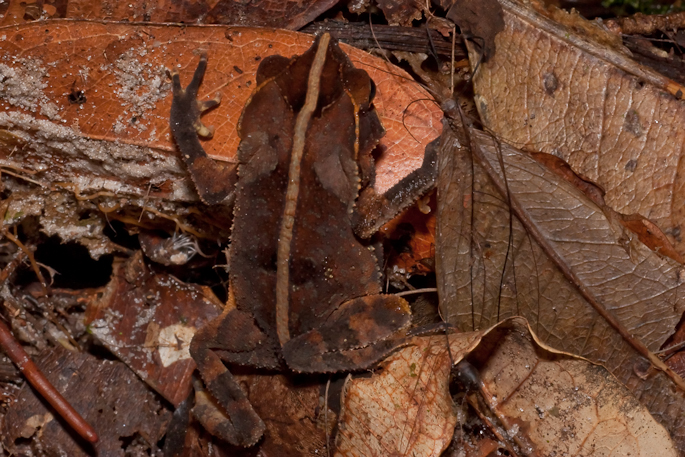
[282,294,411,373]
[189,302,278,446]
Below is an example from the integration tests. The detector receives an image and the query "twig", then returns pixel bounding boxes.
[138,183,153,222]
[0,168,47,188]
[55,182,116,201]
[3,230,47,289]
[604,11,685,35]
[325,377,331,457]
[395,287,438,297]
[301,21,464,58]
[0,249,26,285]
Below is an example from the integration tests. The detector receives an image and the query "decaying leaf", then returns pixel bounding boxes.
[436,118,685,450]
[377,0,425,26]
[525,151,685,263]
[0,22,440,197]
[0,0,339,29]
[84,251,222,407]
[2,344,171,455]
[233,373,334,457]
[337,317,676,456]
[468,0,685,257]
[444,0,505,62]
[336,329,478,457]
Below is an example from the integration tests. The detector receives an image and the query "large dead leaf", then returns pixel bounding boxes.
[0,21,441,196]
[468,0,685,256]
[336,317,676,456]
[444,0,504,63]
[436,119,685,450]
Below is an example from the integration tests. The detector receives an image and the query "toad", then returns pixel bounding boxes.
[169,33,437,446]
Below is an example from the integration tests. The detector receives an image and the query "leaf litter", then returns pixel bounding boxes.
[337,318,676,456]
[0,0,681,455]
[435,0,685,452]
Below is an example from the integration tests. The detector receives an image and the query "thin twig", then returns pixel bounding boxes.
[0,168,47,188]
[395,287,438,297]
[451,25,456,96]
[325,377,331,457]
[369,15,392,65]
[139,183,153,222]
[4,230,47,289]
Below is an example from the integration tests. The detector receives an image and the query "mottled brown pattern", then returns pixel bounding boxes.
[171,35,435,446]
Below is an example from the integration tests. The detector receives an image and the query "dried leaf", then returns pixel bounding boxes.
[336,318,676,456]
[445,0,504,62]
[529,151,684,263]
[476,319,676,456]
[0,22,441,196]
[85,252,221,407]
[468,0,685,256]
[436,121,685,450]
[0,0,338,29]
[377,0,425,26]
[2,344,171,455]
[336,331,477,456]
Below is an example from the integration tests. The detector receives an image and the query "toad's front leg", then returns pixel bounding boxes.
[170,57,276,447]
[169,54,238,205]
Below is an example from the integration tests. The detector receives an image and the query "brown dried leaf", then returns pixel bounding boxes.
[336,318,676,457]
[529,151,684,263]
[0,22,441,196]
[2,344,171,455]
[468,0,685,256]
[475,319,676,456]
[445,0,504,62]
[377,0,425,26]
[85,252,221,407]
[0,0,48,26]
[234,374,333,457]
[436,122,685,450]
[0,0,337,29]
[336,330,479,456]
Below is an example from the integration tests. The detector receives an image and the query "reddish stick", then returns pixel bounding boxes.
[0,318,98,443]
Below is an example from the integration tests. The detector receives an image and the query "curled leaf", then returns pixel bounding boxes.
[336,318,676,456]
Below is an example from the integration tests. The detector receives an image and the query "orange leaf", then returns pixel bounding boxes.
[0,21,442,194]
